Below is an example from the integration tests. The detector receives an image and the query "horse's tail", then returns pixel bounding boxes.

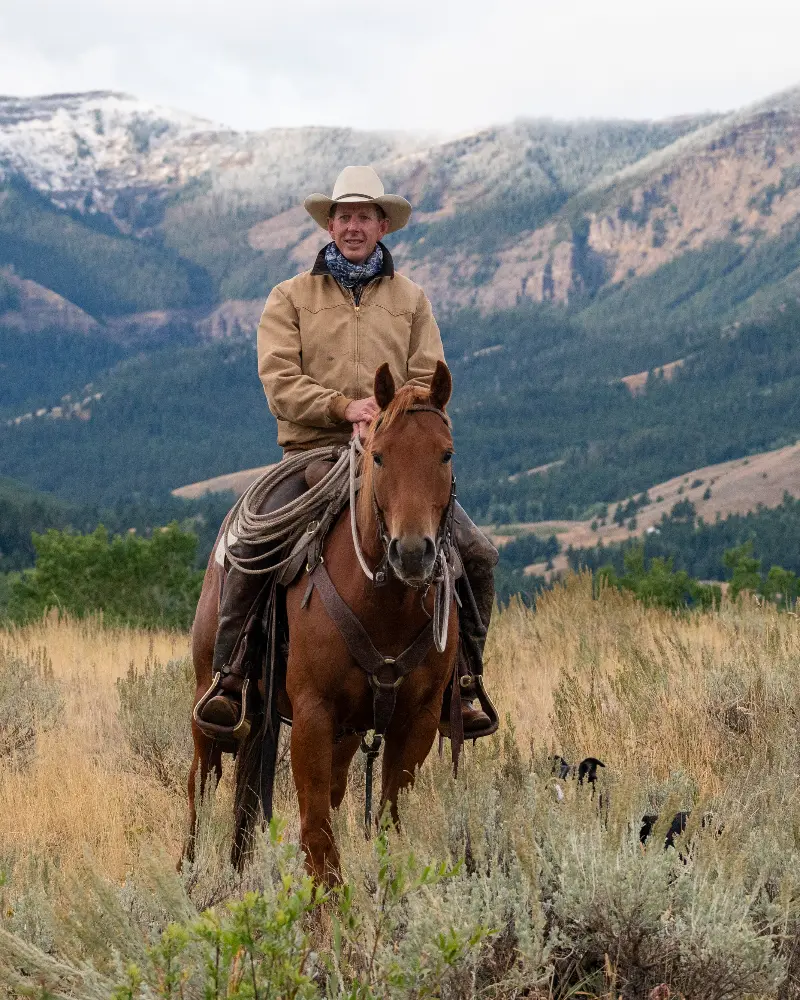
[231,714,282,871]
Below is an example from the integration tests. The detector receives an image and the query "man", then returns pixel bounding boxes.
[197,165,498,737]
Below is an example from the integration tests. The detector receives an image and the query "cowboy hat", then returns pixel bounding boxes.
[304,165,411,234]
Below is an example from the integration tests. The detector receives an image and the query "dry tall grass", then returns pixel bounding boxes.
[0,613,187,878]
[3,575,800,997]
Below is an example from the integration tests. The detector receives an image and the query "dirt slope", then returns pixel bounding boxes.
[172,464,276,499]
[490,441,800,575]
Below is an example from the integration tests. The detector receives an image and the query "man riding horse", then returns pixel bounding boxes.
[195,165,498,739]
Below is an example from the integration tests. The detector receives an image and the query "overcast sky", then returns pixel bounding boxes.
[0,0,798,133]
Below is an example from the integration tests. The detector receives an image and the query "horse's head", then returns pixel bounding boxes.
[359,361,454,586]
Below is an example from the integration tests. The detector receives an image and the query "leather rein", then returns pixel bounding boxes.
[303,405,458,749]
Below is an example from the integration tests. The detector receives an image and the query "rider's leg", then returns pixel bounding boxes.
[453,503,499,735]
[197,470,309,732]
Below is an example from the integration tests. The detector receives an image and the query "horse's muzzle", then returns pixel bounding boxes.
[388,535,436,585]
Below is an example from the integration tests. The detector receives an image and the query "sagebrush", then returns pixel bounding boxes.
[3,576,800,998]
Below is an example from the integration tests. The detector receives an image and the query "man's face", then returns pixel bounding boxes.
[327,203,389,264]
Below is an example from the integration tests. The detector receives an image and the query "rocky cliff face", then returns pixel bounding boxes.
[238,91,800,317]
[587,110,800,285]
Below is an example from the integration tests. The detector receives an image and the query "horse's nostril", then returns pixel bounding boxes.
[389,535,437,579]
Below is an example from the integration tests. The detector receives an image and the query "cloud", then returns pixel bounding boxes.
[1,0,798,131]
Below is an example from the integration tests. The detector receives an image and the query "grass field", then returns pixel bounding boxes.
[2,577,800,997]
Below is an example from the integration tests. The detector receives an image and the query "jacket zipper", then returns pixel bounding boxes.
[352,292,360,398]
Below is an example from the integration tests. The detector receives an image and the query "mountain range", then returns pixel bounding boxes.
[3,85,800,535]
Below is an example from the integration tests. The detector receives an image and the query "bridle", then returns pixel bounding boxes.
[349,404,457,590]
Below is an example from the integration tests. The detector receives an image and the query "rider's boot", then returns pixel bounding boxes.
[195,469,309,740]
[195,567,267,738]
[453,505,499,737]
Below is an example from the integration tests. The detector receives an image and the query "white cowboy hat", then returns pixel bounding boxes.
[304,165,412,234]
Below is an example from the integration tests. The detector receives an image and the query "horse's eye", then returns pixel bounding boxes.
[442,451,453,464]
[373,453,383,467]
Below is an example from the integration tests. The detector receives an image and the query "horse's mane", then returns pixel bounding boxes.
[356,383,434,540]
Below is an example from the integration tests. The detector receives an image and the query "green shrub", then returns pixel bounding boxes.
[8,524,203,629]
[598,544,721,611]
[0,822,492,1000]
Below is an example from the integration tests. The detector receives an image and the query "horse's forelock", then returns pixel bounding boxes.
[357,384,442,538]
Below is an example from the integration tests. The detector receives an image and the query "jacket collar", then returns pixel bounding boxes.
[311,241,395,279]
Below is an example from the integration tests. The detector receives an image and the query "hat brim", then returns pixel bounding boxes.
[304,193,412,234]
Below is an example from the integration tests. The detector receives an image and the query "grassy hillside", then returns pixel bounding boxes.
[571,494,800,583]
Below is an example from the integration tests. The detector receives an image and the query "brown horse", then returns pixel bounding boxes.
[187,361,459,883]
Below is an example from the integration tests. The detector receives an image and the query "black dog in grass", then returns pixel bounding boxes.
[552,755,605,787]
[553,757,707,850]
[551,755,606,809]
[639,811,691,849]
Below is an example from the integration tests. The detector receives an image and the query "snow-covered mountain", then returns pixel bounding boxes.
[0,92,212,214]
[0,91,433,227]
[2,86,800,331]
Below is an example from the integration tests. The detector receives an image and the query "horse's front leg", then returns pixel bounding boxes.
[380,702,440,826]
[290,698,340,884]
[331,733,361,810]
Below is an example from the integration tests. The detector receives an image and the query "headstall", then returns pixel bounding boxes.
[364,404,456,590]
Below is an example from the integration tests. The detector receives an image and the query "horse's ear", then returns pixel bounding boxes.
[374,363,396,410]
[429,360,452,410]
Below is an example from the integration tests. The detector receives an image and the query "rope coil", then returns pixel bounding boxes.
[222,444,353,575]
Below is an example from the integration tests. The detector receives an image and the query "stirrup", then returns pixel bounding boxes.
[193,672,252,741]
[468,674,499,738]
[439,673,499,740]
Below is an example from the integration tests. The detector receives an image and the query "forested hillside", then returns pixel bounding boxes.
[3,301,800,528]
[3,85,800,564]
[0,475,232,574]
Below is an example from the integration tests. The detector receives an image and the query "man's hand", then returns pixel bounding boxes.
[345,396,380,440]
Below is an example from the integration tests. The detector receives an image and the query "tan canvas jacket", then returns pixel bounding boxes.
[257,244,445,451]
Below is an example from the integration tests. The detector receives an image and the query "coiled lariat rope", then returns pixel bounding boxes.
[222,443,354,575]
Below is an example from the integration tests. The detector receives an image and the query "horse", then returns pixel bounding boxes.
[187,361,460,883]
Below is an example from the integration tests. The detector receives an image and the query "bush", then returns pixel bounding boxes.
[117,655,195,791]
[0,822,493,1000]
[0,645,62,763]
[8,524,204,629]
[598,544,721,611]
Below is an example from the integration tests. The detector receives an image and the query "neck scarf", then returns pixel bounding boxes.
[324,242,384,291]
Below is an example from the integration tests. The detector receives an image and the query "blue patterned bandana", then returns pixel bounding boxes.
[324,242,384,291]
